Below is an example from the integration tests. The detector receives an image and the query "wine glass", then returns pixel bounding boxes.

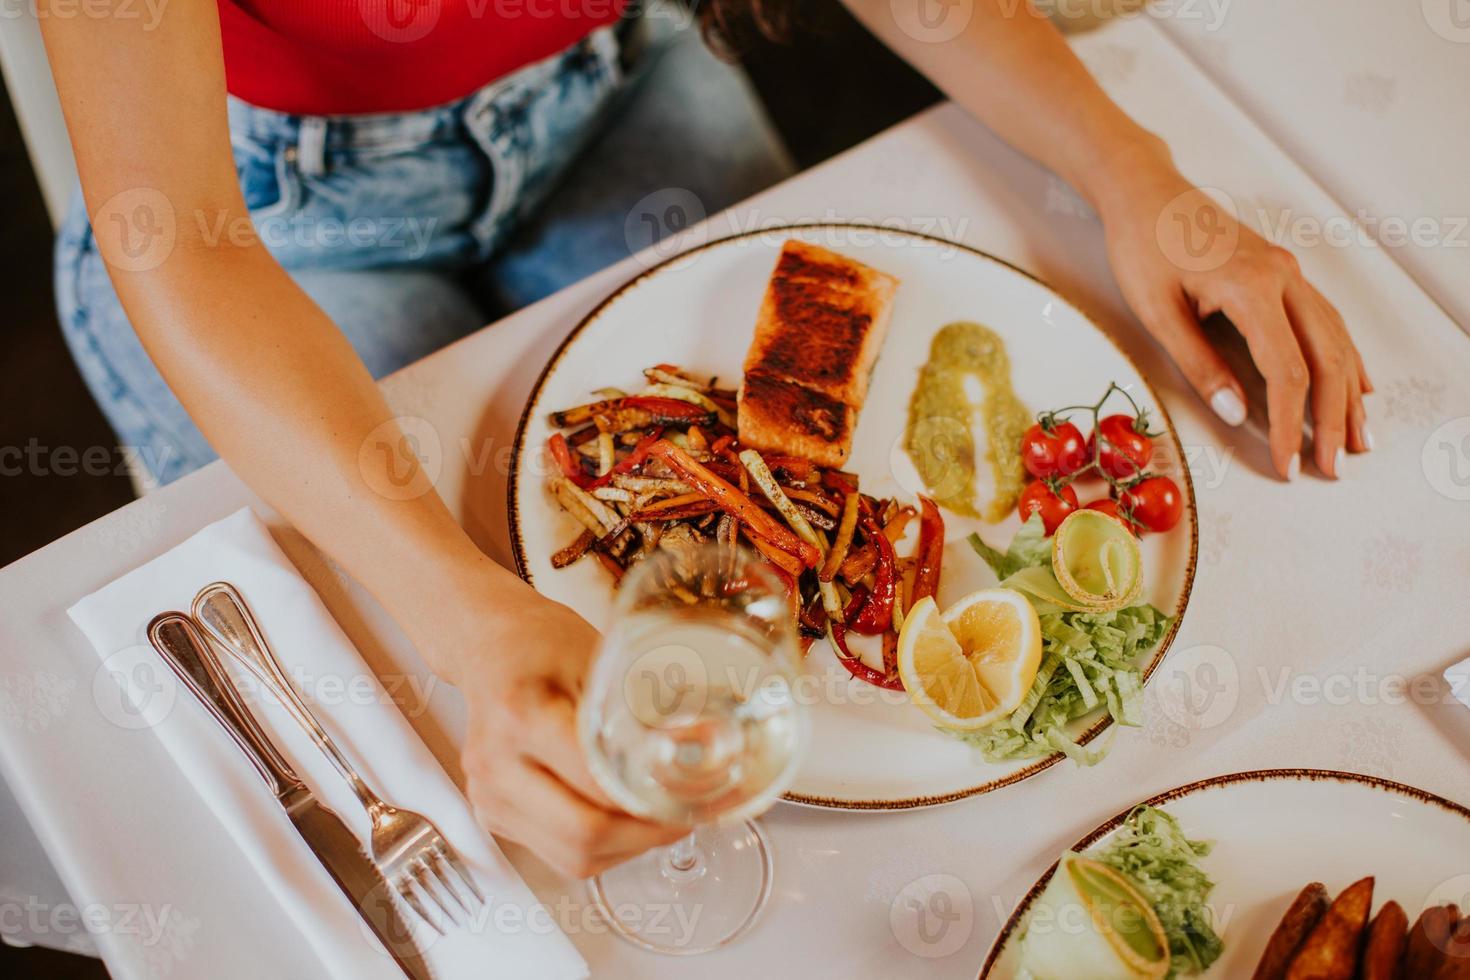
[578,541,810,955]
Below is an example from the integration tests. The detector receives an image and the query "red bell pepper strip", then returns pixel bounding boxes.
[648,440,820,567]
[620,396,712,421]
[760,455,816,481]
[829,623,904,691]
[909,496,945,607]
[709,434,735,455]
[847,509,896,635]
[586,427,663,489]
[548,433,593,488]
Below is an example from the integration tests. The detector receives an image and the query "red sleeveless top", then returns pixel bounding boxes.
[218,0,627,115]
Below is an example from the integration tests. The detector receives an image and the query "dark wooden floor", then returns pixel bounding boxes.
[0,4,936,974]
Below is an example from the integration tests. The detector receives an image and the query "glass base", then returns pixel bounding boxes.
[586,819,773,955]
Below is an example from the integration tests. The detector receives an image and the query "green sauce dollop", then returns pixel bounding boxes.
[904,321,1030,521]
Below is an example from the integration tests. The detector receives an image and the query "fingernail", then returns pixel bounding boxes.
[1210,388,1247,427]
[1362,425,1375,451]
[1286,453,1300,482]
[1333,447,1345,478]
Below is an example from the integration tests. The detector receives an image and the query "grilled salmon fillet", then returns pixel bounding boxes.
[738,371,857,469]
[738,241,898,466]
[742,240,899,406]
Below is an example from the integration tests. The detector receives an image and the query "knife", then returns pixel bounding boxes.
[147,613,434,980]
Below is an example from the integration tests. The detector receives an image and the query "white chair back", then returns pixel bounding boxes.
[0,7,78,229]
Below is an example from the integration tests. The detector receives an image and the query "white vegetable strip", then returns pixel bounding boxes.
[551,478,611,537]
[739,450,845,621]
[597,430,615,476]
[563,479,620,533]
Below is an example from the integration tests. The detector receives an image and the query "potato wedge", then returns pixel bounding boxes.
[1359,900,1407,980]
[1253,883,1330,980]
[1284,876,1374,980]
[1402,904,1459,978]
[1432,914,1470,979]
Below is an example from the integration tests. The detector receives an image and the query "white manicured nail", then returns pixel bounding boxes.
[1362,425,1375,451]
[1333,447,1345,478]
[1286,453,1300,482]
[1210,388,1247,427]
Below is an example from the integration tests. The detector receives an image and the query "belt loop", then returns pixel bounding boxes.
[296,117,328,178]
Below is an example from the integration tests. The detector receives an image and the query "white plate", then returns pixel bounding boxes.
[981,769,1470,977]
[509,224,1197,810]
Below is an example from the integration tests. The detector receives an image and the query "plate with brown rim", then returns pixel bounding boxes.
[981,768,1470,977]
[508,223,1198,810]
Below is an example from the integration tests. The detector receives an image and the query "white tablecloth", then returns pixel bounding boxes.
[1147,0,1470,329]
[3,14,1469,978]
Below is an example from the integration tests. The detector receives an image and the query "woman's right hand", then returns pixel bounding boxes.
[446,586,688,879]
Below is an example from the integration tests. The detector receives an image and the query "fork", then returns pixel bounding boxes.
[191,581,484,933]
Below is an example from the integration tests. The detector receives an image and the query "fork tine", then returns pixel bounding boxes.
[394,871,445,935]
[426,850,472,918]
[436,843,485,907]
[412,856,462,928]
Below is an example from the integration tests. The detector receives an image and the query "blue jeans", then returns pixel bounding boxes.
[54,19,793,485]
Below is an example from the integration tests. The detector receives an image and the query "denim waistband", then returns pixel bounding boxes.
[224,21,627,154]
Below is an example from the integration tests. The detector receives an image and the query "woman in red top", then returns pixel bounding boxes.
[42,0,1368,878]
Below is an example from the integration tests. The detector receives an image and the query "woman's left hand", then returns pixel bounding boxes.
[1096,156,1372,481]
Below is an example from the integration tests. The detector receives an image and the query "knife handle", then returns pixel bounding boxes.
[147,612,306,800]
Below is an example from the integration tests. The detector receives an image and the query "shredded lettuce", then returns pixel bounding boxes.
[955,519,1171,765]
[967,513,1051,579]
[1091,805,1224,976]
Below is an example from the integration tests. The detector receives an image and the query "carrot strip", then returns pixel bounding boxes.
[649,440,819,567]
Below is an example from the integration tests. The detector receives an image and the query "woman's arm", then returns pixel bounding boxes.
[40,0,680,876]
[841,0,1371,480]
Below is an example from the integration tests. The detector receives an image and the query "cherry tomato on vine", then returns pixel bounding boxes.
[1120,476,1183,533]
[1090,414,1153,479]
[1020,420,1089,478]
[1083,498,1143,535]
[1018,480,1078,535]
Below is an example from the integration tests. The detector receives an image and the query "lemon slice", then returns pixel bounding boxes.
[1020,852,1170,979]
[897,590,1042,730]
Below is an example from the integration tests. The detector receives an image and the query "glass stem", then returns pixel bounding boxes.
[664,829,701,878]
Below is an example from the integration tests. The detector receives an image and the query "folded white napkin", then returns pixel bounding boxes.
[68,507,588,980]
[1447,658,1470,711]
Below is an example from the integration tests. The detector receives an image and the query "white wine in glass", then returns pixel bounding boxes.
[579,542,809,954]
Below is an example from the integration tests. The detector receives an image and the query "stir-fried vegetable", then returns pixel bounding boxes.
[544,365,946,691]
